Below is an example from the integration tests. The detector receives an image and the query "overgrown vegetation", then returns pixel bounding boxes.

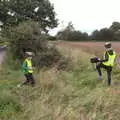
[0,0,61,69]
[0,67,22,120]
[0,45,120,120]
[0,0,120,119]
[2,21,71,70]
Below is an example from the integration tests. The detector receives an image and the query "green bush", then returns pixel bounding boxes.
[3,21,63,69]
[34,47,61,68]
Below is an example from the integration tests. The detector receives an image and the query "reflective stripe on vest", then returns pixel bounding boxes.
[25,58,33,73]
[103,51,116,67]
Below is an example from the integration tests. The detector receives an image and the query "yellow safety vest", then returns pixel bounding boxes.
[103,51,116,67]
[25,58,33,73]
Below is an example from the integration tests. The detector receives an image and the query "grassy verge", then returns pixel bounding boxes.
[0,68,23,120]
[0,45,120,120]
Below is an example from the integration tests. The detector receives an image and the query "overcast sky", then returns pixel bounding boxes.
[49,0,120,35]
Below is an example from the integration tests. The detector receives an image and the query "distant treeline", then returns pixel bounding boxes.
[49,21,120,41]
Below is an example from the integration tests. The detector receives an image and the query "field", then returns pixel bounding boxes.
[57,41,120,55]
[0,41,120,120]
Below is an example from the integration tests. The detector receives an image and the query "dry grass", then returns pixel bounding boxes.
[14,43,119,120]
[1,41,120,120]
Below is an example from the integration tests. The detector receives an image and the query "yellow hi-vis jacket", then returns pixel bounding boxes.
[24,58,33,73]
[103,51,116,67]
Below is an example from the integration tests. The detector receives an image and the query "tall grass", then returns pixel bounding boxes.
[0,44,120,120]
[0,68,22,120]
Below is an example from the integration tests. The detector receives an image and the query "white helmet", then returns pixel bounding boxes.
[104,42,112,48]
[25,52,34,56]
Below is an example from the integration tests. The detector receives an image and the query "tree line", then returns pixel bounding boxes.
[1,0,120,43]
[52,21,120,41]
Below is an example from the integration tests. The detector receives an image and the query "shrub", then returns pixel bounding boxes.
[3,21,63,69]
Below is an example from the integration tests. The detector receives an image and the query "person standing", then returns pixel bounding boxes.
[96,42,116,86]
[18,51,35,87]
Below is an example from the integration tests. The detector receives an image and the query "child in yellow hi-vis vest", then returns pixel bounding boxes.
[96,42,116,86]
[18,52,35,87]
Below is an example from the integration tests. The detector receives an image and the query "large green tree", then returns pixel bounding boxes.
[0,0,57,32]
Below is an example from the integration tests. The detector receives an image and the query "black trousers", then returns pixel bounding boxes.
[23,73,35,86]
[96,63,112,86]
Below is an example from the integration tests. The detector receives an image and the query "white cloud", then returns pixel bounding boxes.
[49,0,120,35]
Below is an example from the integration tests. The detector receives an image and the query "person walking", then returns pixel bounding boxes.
[96,42,116,86]
[18,51,35,87]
